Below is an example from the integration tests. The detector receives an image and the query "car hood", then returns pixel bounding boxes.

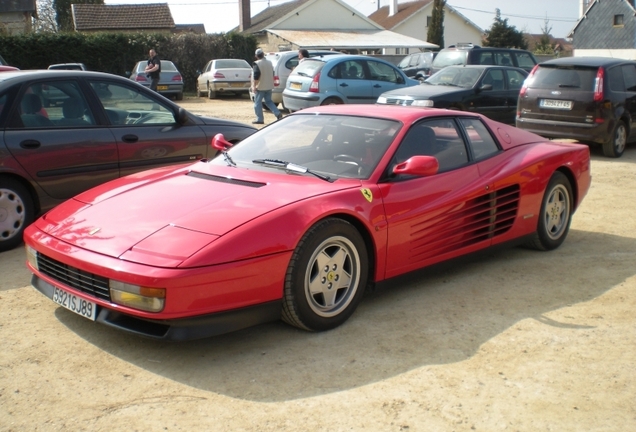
[381,84,467,99]
[36,163,359,261]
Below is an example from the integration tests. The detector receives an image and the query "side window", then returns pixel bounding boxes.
[409,54,420,67]
[506,69,527,91]
[393,119,468,174]
[366,60,400,83]
[482,69,505,90]
[460,118,500,160]
[339,60,366,80]
[477,51,494,65]
[494,52,513,67]
[621,64,636,91]
[514,52,536,70]
[16,81,95,129]
[89,81,175,126]
[609,66,626,92]
[285,57,299,70]
[205,62,212,73]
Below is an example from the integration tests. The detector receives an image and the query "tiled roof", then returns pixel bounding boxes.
[174,24,206,34]
[368,0,433,30]
[0,0,36,13]
[235,0,314,33]
[72,3,175,31]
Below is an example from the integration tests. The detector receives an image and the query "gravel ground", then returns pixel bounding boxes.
[0,95,634,431]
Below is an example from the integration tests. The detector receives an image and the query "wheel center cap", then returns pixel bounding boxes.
[327,271,336,282]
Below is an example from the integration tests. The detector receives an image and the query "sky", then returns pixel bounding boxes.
[104,0,582,39]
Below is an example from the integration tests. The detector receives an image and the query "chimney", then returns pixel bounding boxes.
[239,0,251,32]
[389,0,398,16]
[579,0,590,16]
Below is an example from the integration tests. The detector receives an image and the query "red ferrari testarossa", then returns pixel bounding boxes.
[25,105,591,340]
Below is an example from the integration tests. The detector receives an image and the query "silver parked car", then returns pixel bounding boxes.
[128,60,184,100]
[196,59,252,99]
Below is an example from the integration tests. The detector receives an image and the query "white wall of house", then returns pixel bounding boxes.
[273,0,379,31]
[0,11,32,35]
[382,6,482,54]
[573,49,636,59]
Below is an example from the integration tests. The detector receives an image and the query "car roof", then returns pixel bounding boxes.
[540,56,634,67]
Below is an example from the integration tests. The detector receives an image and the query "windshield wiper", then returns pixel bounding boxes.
[252,159,334,182]
[295,72,310,77]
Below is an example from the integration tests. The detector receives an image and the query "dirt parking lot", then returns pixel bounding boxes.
[1,95,635,431]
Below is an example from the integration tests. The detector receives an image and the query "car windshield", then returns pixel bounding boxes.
[529,65,598,90]
[212,114,401,179]
[432,51,468,68]
[427,67,482,88]
[291,60,325,78]
[215,59,250,69]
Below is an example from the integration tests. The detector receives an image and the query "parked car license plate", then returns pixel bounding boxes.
[157,85,169,91]
[230,82,246,88]
[540,99,572,110]
[290,82,302,90]
[52,286,97,321]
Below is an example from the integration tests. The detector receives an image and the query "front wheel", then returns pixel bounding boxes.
[603,120,626,158]
[0,178,35,252]
[526,171,572,251]
[282,218,369,331]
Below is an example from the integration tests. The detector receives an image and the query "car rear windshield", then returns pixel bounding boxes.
[292,60,325,78]
[530,65,598,90]
[216,59,249,69]
[432,51,468,68]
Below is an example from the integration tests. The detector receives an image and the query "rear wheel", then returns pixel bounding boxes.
[208,84,216,99]
[603,120,626,158]
[321,97,343,106]
[282,218,368,331]
[525,171,572,251]
[0,178,34,252]
[175,92,183,101]
[196,82,204,97]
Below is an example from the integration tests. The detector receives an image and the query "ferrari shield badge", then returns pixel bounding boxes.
[360,188,373,203]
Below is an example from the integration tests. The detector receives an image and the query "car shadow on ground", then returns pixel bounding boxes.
[54,228,636,402]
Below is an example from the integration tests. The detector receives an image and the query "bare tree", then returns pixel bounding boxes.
[35,0,59,33]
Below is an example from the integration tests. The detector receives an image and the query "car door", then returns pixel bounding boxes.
[198,60,213,90]
[3,79,118,200]
[365,59,410,98]
[475,68,509,123]
[619,63,636,140]
[331,59,374,103]
[377,118,485,278]
[86,79,208,177]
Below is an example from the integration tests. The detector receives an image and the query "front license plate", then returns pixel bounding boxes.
[157,85,169,91]
[540,99,572,110]
[290,82,302,90]
[52,286,97,321]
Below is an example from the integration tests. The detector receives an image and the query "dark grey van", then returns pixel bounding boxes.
[516,57,636,158]
[430,44,538,76]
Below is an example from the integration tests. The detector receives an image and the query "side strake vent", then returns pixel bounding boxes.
[187,172,265,188]
[410,185,521,262]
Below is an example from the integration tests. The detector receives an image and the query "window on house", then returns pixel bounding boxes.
[614,14,624,26]
[427,16,431,27]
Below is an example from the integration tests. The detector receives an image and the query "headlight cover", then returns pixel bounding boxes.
[109,280,165,312]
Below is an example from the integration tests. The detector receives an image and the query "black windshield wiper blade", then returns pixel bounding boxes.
[252,159,334,182]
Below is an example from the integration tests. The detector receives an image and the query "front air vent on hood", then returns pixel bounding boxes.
[187,172,266,188]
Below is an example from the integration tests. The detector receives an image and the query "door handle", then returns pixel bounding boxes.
[373,84,381,88]
[20,140,41,149]
[122,134,139,143]
[339,83,349,87]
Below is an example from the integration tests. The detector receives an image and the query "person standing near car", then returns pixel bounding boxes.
[144,49,161,92]
[251,48,282,124]
[298,48,309,63]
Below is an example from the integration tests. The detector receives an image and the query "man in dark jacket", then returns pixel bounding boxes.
[144,49,161,92]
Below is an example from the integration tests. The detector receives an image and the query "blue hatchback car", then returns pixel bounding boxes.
[282,55,419,111]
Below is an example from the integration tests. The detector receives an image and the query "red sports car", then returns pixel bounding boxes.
[24,105,591,340]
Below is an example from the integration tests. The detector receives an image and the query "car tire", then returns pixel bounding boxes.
[176,92,183,101]
[282,218,369,331]
[0,178,34,252]
[321,97,343,106]
[208,84,216,99]
[525,171,572,251]
[196,82,204,97]
[603,120,627,158]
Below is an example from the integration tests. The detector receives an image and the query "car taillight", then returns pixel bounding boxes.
[172,74,183,82]
[519,64,538,98]
[214,72,225,79]
[135,75,147,82]
[309,72,320,93]
[594,67,604,102]
[274,75,280,87]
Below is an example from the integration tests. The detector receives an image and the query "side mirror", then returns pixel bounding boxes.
[480,84,493,91]
[212,133,233,151]
[393,155,439,177]
[125,71,131,77]
[176,107,188,125]
[196,70,202,75]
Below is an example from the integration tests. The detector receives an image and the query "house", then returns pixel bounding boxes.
[368,0,484,55]
[71,3,175,33]
[524,34,573,57]
[173,24,206,34]
[0,0,36,35]
[569,0,636,58]
[235,0,438,53]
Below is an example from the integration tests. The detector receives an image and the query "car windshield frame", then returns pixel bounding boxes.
[210,113,402,180]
